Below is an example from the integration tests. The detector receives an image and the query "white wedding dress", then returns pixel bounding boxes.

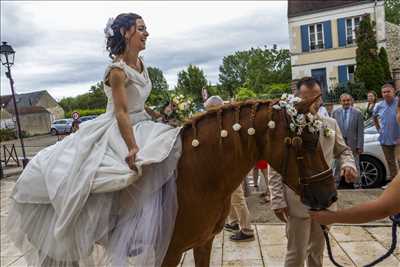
[7,59,182,267]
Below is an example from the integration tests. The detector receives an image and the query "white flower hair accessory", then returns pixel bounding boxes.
[104,17,115,38]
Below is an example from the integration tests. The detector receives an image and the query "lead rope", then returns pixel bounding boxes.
[322,213,400,267]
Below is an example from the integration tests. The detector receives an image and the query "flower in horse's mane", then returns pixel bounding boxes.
[220,130,228,138]
[232,123,242,131]
[267,121,276,129]
[191,139,200,147]
[290,123,296,132]
[296,114,306,125]
[278,94,323,136]
[247,127,256,136]
[272,104,281,110]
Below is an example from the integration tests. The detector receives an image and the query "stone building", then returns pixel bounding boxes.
[7,106,52,135]
[287,0,399,96]
[0,107,14,129]
[0,90,64,135]
[385,22,400,80]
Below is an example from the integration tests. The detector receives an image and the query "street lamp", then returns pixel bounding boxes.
[0,41,29,168]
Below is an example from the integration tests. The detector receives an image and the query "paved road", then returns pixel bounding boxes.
[1,177,399,267]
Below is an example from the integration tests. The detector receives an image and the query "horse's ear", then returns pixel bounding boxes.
[295,94,321,114]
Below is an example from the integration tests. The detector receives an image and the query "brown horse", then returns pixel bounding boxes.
[161,98,337,267]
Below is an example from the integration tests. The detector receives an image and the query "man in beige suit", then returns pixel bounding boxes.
[268,77,358,267]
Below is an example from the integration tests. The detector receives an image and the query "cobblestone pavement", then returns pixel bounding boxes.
[1,178,399,267]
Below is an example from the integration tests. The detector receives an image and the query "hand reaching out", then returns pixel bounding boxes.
[125,144,139,171]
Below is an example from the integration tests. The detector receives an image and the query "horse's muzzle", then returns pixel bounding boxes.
[300,174,338,211]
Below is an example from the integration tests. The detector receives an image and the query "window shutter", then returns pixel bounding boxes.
[300,25,310,52]
[338,65,348,85]
[323,21,332,49]
[337,18,346,47]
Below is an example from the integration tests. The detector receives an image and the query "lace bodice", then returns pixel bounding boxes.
[103,59,152,114]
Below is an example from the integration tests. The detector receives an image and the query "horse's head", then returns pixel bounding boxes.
[258,95,337,210]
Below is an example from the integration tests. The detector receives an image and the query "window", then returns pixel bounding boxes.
[309,23,324,50]
[346,16,362,45]
[348,65,355,82]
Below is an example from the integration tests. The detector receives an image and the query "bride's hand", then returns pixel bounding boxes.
[125,144,139,171]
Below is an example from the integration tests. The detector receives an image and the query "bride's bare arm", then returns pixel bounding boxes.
[109,68,139,169]
[145,106,161,120]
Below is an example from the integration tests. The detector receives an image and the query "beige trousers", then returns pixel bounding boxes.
[284,187,327,267]
[284,216,325,267]
[228,184,254,235]
[382,145,400,179]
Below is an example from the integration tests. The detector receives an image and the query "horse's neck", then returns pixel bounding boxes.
[180,105,267,197]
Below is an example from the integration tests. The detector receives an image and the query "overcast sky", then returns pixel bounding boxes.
[0,1,288,100]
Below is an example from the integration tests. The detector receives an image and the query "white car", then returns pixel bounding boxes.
[360,124,390,188]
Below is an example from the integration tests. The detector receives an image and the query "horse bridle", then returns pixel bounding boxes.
[279,110,332,196]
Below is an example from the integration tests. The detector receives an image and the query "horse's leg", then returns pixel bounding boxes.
[161,251,183,267]
[193,237,214,267]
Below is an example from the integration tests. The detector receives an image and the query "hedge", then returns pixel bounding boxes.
[65,109,106,118]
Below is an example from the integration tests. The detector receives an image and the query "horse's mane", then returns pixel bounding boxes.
[183,99,274,129]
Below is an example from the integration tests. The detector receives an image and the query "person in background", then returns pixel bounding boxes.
[332,93,364,188]
[317,98,330,117]
[203,96,255,242]
[310,176,400,225]
[71,119,80,133]
[365,91,377,120]
[203,95,224,109]
[325,102,334,117]
[373,83,400,184]
[252,160,270,203]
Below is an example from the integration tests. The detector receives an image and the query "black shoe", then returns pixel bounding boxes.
[224,223,239,233]
[230,231,255,242]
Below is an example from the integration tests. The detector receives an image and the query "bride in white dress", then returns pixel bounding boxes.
[7,13,182,267]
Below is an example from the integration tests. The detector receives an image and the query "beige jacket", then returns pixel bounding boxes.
[268,116,357,217]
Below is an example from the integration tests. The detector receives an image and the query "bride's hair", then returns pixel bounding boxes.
[106,13,142,59]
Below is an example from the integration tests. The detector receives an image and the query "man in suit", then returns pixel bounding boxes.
[268,77,357,267]
[332,93,364,188]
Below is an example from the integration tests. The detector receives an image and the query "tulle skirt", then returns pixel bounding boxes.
[6,111,182,267]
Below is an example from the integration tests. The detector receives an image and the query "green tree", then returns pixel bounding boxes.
[88,81,107,109]
[354,16,384,95]
[219,51,252,97]
[385,0,400,25]
[59,81,107,112]
[235,86,257,101]
[58,97,76,112]
[245,47,292,94]
[218,47,291,97]
[207,84,231,100]
[378,47,393,81]
[146,66,169,106]
[262,83,291,98]
[175,64,208,105]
